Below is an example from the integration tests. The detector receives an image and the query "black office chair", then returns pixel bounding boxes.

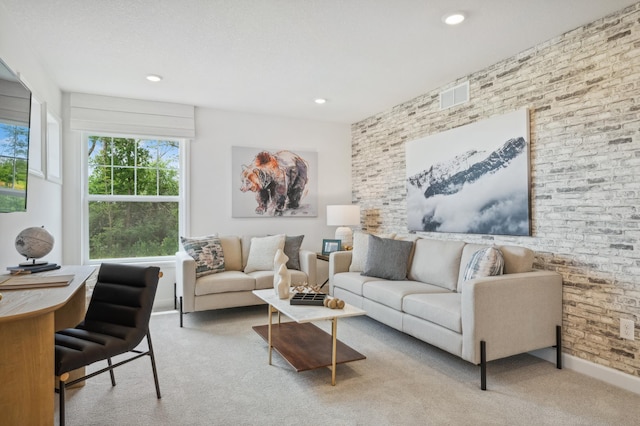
[54,263,162,426]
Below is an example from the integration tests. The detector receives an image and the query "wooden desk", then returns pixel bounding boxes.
[0,265,96,426]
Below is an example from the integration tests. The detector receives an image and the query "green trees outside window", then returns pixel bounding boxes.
[87,136,180,259]
[0,123,29,212]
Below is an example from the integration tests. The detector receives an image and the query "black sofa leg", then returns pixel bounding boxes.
[174,282,177,310]
[480,340,487,390]
[556,325,563,369]
[179,296,184,328]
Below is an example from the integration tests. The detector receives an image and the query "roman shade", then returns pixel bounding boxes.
[70,93,195,138]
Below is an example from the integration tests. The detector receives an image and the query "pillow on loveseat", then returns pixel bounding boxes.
[244,234,286,273]
[181,235,225,278]
[463,246,504,281]
[361,235,413,280]
[284,235,304,270]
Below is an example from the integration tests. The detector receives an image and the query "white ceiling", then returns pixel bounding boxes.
[1,0,637,124]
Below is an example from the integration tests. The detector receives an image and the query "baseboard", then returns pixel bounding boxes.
[530,348,640,395]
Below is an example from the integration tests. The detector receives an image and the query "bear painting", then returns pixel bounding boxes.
[238,150,311,216]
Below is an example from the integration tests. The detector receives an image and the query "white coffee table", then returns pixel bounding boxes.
[252,289,366,385]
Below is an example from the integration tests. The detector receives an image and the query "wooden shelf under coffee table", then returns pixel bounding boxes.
[252,289,366,385]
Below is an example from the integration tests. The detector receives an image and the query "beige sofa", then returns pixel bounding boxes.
[329,235,563,389]
[176,235,316,327]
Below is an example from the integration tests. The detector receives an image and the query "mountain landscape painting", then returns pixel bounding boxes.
[405,109,531,236]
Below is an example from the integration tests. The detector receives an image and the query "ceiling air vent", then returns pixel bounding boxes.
[439,81,469,110]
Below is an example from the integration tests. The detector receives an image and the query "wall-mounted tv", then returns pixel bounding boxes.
[0,58,31,213]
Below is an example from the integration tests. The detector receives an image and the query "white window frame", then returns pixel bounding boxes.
[81,131,189,265]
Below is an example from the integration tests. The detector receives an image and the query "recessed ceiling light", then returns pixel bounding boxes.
[442,12,465,25]
[314,98,327,104]
[146,74,163,82]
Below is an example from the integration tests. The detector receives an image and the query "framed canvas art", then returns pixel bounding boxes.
[232,146,318,217]
[405,108,531,236]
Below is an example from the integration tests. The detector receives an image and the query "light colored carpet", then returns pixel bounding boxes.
[59,306,640,426]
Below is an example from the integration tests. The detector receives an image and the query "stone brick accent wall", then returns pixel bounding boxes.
[351,4,640,377]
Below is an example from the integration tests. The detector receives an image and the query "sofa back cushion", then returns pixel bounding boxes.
[408,238,465,291]
[456,243,534,291]
[219,236,243,271]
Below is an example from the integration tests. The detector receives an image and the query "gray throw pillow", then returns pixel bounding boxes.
[361,235,413,280]
[284,235,304,270]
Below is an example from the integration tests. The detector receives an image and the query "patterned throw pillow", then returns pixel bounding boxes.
[463,246,504,281]
[181,235,225,278]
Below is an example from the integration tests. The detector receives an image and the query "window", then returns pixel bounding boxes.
[85,134,184,260]
[0,123,29,212]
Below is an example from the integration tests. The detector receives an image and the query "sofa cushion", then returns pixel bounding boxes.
[349,231,396,272]
[462,246,504,282]
[284,235,304,270]
[332,272,380,296]
[362,280,450,311]
[362,235,413,280]
[408,239,465,291]
[194,271,255,295]
[402,293,462,333]
[180,235,225,278]
[249,271,277,291]
[219,236,242,271]
[244,234,286,273]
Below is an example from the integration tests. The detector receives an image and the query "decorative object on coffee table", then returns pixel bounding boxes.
[290,292,326,306]
[273,248,289,296]
[276,263,290,299]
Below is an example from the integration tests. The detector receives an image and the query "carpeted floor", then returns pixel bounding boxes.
[59,306,640,425]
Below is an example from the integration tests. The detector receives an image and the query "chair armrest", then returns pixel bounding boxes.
[298,250,317,286]
[175,251,197,313]
[329,251,352,276]
[461,270,563,364]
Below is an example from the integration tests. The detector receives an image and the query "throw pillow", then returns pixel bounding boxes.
[349,231,397,272]
[463,246,504,281]
[180,235,225,278]
[361,235,413,280]
[284,235,304,270]
[244,234,286,273]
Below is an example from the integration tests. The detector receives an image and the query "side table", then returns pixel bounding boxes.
[316,253,329,289]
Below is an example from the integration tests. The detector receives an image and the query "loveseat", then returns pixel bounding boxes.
[176,234,316,327]
[329,233,563,389]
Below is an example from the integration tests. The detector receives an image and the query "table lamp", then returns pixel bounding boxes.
[327,205,360,248]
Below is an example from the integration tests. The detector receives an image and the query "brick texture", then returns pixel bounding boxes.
[351,4,640,377]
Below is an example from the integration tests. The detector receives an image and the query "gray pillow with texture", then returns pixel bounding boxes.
[361,235,413,280]
[284,235,304,270]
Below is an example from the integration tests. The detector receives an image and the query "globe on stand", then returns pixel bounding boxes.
[15,226,54,266]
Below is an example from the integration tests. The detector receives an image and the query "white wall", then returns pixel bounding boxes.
[62,105,352,308]
[0,3,63,267]
[189,108,352,244]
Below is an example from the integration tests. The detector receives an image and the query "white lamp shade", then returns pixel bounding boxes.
[326,205,360,226]
[327,205,360,247]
